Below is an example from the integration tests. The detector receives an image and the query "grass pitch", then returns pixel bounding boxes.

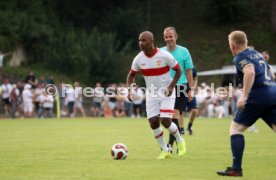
[0,117,275,180]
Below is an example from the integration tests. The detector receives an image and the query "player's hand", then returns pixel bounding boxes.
[237,96,247,109]
[188,89,193,102]
[165,86,174,97]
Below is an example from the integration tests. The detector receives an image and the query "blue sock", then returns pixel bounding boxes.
[187,122,192,130]
[231,134,245,170]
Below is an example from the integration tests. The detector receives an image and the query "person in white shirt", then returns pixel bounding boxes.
[65,86,75,117]
[131,85,145,118]
[261,51,275,80]
[22,84,33,118]
[42,92,54,118]
[73,81,86,117]
[127,31,186,159]
[1,79,12,116]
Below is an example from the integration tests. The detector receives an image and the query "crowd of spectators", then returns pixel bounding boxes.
[1,71,242,119]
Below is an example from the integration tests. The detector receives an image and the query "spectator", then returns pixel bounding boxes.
[103,101,113,118]
[91,82,103,117]
[73,81,86,117]
[47,75,55,85]
[25,71,38,89]
[22,84,33,118]
[10,83,20,118]
[131,85,144,118]
[114,106,126,117]
[33,84,44,117]
[41,92,54,118]
[1,79,12,116]
[65,85,75,117]
[261,51,275,80]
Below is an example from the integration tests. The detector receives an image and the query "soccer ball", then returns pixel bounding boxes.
[111,143,128,160]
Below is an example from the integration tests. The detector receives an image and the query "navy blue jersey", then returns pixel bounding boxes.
[192,68,197,78]
[233,48,276,127]
[234,48,275,90]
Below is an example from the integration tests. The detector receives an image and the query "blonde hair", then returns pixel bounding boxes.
[228,30,248,49]
[164,27,178,36]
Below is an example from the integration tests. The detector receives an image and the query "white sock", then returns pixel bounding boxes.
[153,127,168,151]
[167,122,183,143]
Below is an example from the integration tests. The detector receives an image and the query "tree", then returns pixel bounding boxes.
[85,29,132,85]
[272,0,276,33]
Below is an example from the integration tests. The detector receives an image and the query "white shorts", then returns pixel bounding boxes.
[146,97,175,119]
[74,101,83,109]
[24,102,33,113]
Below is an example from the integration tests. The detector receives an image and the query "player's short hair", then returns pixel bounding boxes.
[228,30,248,48]
[164,27,178,36]
[262,50,269,55]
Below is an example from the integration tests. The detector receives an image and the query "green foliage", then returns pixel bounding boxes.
[204,0,253,24]
[101,6,144,48]
[1,0,275,85]
[44,29,89,81]
[85,29,132,85]
[0,0,53,52]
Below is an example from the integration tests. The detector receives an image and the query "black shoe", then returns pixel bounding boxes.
[217,167,243,177]
[180,127,185,135]
[188,128,193,135]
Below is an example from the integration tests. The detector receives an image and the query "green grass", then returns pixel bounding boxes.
[0,118,275,180]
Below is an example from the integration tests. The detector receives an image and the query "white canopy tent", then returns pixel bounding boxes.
[197,65,276,76]
[197,65,276,87]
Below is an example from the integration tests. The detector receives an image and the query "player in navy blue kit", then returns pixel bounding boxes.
[217,31,276,177]
[185,68,198,135]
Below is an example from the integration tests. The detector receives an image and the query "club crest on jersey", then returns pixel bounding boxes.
[156,60,162,67]
[239,60,248,68]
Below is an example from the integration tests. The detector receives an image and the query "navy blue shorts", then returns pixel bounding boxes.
[184,97,197,112]
[234,88,276,128]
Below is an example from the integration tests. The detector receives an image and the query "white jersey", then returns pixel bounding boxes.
[1,83,12,99]
[65,88,75,102]
[130,48,179,99]
[42,95,54,108]
[22,89,33,103]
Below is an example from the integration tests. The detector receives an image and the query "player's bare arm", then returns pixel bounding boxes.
[166,67,182,96]
[126,71,137,101]
[238,64,255,109]
[186,69,193,101]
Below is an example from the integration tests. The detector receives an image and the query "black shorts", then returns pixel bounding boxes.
[2,98,11,105]
[133,104,142,110]
[174,84,189,112]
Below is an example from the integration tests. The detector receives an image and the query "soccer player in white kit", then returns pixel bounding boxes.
[127,31,186,159]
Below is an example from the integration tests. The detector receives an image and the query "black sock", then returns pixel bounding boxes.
[168,118,179,146]
[168,134,175,146]
[187,122,192,130]
[172,118,180,131]
[231,134,245,170]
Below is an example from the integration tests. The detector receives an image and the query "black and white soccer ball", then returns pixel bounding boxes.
[111,143,128,160]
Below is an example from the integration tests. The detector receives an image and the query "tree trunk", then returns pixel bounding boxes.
[9,45,27,67]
